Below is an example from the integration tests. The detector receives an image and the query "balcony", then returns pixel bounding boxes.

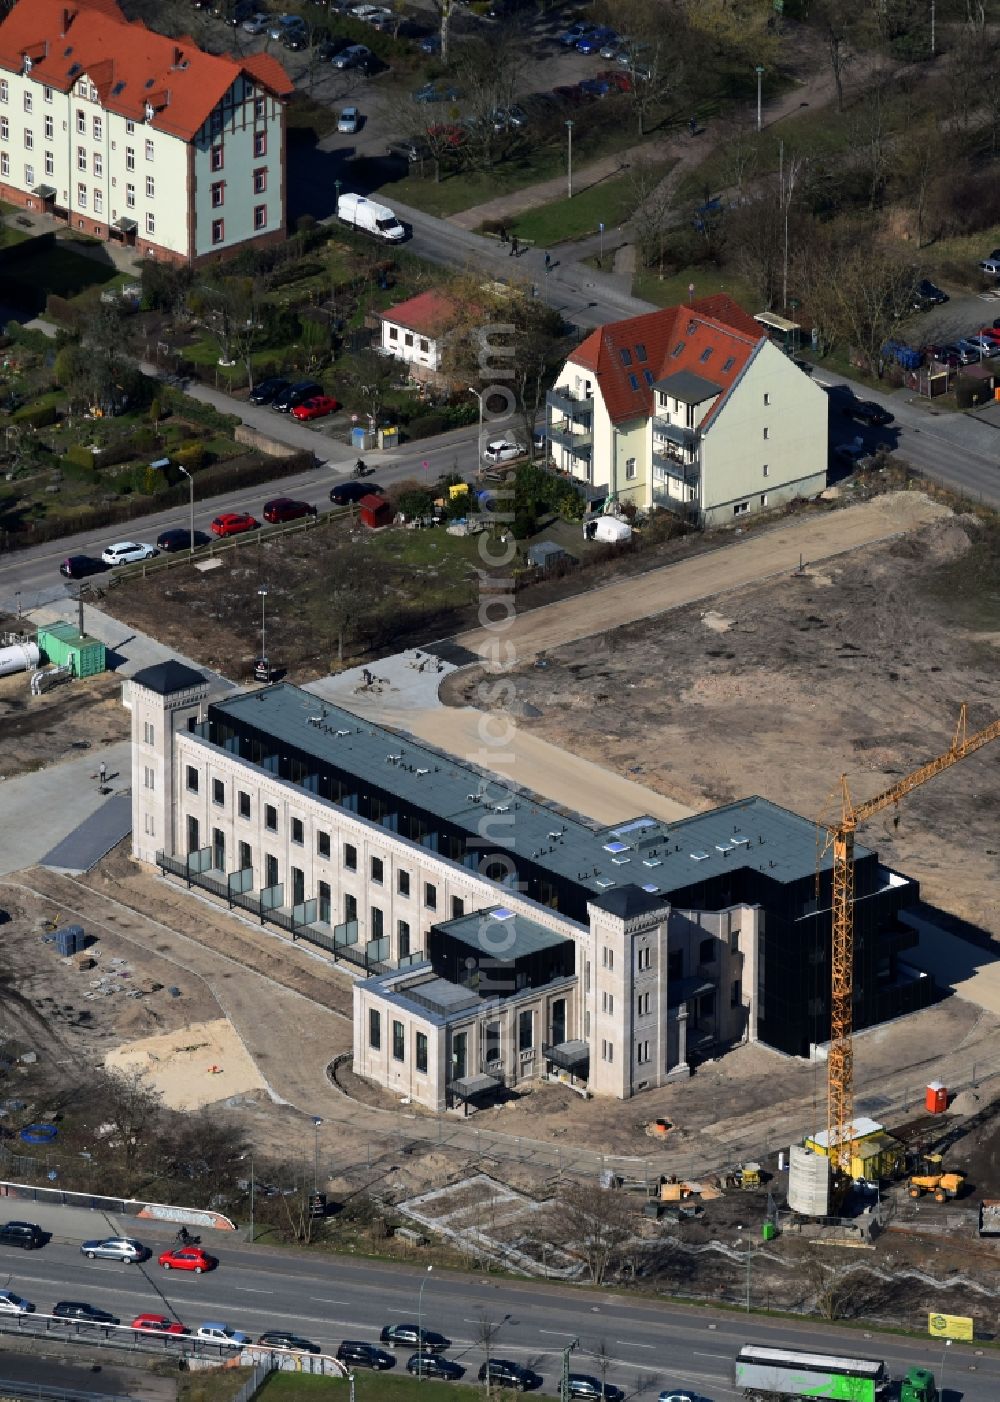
[547,386,594,421]
[652,416,700,451]
[548,419,593,459]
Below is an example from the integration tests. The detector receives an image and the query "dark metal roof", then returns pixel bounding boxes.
[591,884,664,921]
[434,907,570,958]
[652,369,722,403]
[132,660,206,695]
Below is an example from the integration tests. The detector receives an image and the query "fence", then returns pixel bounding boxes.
[0,1177,236,1230]
[232,1365,275,1402]
[0,1380,135,1402]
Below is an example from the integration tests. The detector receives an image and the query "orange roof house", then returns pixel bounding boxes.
[545,295,828,529]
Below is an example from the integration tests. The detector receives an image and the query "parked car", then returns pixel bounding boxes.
[979,257,1000,275]
[479,1359,535,1390]
[552,83,588,106]
[156,528,210,552]
[482,437,526,463]
[413,82,462,102]
[492,105,528,131]
[81,1237,148,1263]
[159,1245,217,1272]
[597,68,633,92]
[924,342,960,366]
[291,394,340,421]
[408,1354,465,1381]
[567,1376,625,1402]
[578,76,612,98]
[59,555,107,579]
[101,541,157,566]
[336,1340,395,1370]
[559,21,597,45]
[0,1221,44,1250]
[196,1322,249,1347]
[846,399,893,427]
[249,376,291,405]
[319,36,352,59]
[330,480,384,505]
[338,106,361,133]
[387,138,432,162]
[966,332,1000,356]
[380,1323,450,1352]
[833,438,872,467]
[282,28,308,49]
[210,512,259,538]
[263,497,317,523]
[228,0,256,22]
[53,1302,120,1326]
[333,43,374,69]
[269,14,305,40]
[131,1313,188,1335]
[258,1330,321,1353]
[913,277,947,306]
[0,1291,34,1313]
[957,336,989,359]
[600,38,623,58]
[242,12,270,33]
[578,26,617,53]
[418,32,440,54]
[273,379,323,411]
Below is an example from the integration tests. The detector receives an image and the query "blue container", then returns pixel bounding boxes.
[56,924,85,956]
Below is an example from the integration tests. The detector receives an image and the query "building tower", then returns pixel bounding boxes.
[126,662,209,865]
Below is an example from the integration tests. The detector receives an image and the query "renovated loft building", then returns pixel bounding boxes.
[0,0,292,263]
[545,294,828,528]
[126,666,934,1112]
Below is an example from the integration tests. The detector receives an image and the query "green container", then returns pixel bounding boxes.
[37,622,106,678]
[761,1221,777,1241]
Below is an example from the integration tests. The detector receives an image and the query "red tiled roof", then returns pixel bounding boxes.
[379,291,462,338]
[568,294,763,427]
[0,0,292,142]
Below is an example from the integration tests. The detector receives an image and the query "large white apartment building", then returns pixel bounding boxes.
[545,294,829,529]
[0,0,292,263]
[124,663,933,1114]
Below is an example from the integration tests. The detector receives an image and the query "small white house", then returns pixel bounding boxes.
[377,290,461,378]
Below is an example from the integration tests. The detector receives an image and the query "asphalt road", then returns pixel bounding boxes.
[0,1208,990,1402]
[0,421,482,615]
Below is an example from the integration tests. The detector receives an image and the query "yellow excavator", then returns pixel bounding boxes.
[909,1154,965,1203]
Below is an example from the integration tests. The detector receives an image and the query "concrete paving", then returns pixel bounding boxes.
[41,792,133,874]
[902,910,1000,1016]
[0,742,131,877]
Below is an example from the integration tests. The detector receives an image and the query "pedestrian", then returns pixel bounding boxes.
[689,115,697,136]
[498,224,508,245]
[99,761,107,787]
[544,251,551,273]
[509,234,518,257]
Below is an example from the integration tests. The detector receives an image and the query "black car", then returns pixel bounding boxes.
[0,1221,44,1250]
[407,1353,464,1380]
[59,555,107,580]
[567,1376,624,1402]
[258,1330,320,1353]
[915,278,947,306]
[337,1340,395,1370]
[273,379,323,413]
[330,480,384,506]
[53,1302,120,1326]
[846,399,894,427]
[479,1358,535,1390]
[248,376,291,406]
[380,1323,450,1352]
[282,30,308,49]
[156,528,210,553]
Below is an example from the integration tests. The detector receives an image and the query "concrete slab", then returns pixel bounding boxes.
[901,911,1000,1015]
[0,740,131,876]
[40,792,132,874]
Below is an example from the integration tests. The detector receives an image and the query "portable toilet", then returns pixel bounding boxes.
[37,622,106,678]
[926,1081,948,1114]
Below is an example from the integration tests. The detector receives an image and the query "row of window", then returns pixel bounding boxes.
[369,1008,536,1065]
[211,129,268,170]
[386,326,430,353]
[211,169,267,208]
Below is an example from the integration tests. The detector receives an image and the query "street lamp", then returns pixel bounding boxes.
[257,585,268,674]
[735,1236,752,1311]
[312,1116,323,1192]
[565,120,574,199]
[468,386,484,469]
[940,1337,952,1397]
[755,65,765,133]
[176,463,195,556]
[416,1265,433,1379]
[335,177,342,207]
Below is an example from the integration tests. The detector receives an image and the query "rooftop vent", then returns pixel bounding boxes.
[642,858,662,868]
[603,840,629,854]
[611,857,631,866]
[594,878,615,889]
[690,851,710,862]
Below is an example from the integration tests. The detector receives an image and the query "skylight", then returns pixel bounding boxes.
[628,373,639,391]
[722,356,736,372]
[490,908,515,921]
[603,841,629,853]
[635,343,647,361]
[671,341,685,358]
[700,348,714,363]
[643,370,653,386]
[619,347,632,366]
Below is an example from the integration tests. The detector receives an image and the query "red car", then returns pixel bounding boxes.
[158,1246,216,1273]
[263,497,318,524]
[132,1312,189,1335]
[210,512,259,538]
[597,68,633,92]
[291,394,340,421]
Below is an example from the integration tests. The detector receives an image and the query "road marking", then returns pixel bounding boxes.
[310,1298,353,1306]
[693,1350,729,1359]
[234,1287,273,1294]
[617,1341,652,1348]
[538,1329,579,1337]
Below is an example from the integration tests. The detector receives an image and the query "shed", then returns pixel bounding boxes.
[36,622,106,678]
[358,493,393,529]
[526,541,575,571]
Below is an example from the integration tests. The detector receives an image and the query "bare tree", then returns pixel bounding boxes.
[475,1311,506,1393]
[92,1067,163,1190]
[550,1181,638,1286]
[797,225,915,377]
[811,0,855,113]
[455,34,519,172]
[627,159,676,275]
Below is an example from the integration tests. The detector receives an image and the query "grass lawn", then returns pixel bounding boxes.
[178,1367,256,1402]
[1,239,119,299]
[507,163,674,246]
[261,1373,481,1402]
[631,264,759,310]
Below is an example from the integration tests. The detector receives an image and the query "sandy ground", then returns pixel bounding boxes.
[105,1016,266,1110]
[0,661,129,782]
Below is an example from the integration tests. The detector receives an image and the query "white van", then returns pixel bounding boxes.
[336,192,405,242]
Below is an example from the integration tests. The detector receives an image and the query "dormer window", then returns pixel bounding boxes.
[144,102,154,122]
[23,57,32,75]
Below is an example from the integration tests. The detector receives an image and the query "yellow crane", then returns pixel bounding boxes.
[823,704,1000,1174]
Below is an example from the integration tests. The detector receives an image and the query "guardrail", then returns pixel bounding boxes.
[0,1311,346,1375]
[0,1178,235,1230]
[0,1378,135,1402]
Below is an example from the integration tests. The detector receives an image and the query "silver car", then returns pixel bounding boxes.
[242,12,269,32]
[80,1236,148,1263]
[0,1290,34,1313]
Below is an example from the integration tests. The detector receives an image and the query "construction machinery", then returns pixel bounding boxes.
[821,704,1000,1176]
[908,1154,965,1203]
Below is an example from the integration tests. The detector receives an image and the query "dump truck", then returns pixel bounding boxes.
[908,1153,965,1203]
[734,1344,938,1402]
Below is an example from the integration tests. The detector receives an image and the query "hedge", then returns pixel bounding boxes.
[174,440,206,470]
[14,401,58,429]
[64,443,96,470]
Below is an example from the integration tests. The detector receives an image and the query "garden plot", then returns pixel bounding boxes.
[395,1172,579,1277]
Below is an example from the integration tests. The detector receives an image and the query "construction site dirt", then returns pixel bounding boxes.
[0,665,128,781]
